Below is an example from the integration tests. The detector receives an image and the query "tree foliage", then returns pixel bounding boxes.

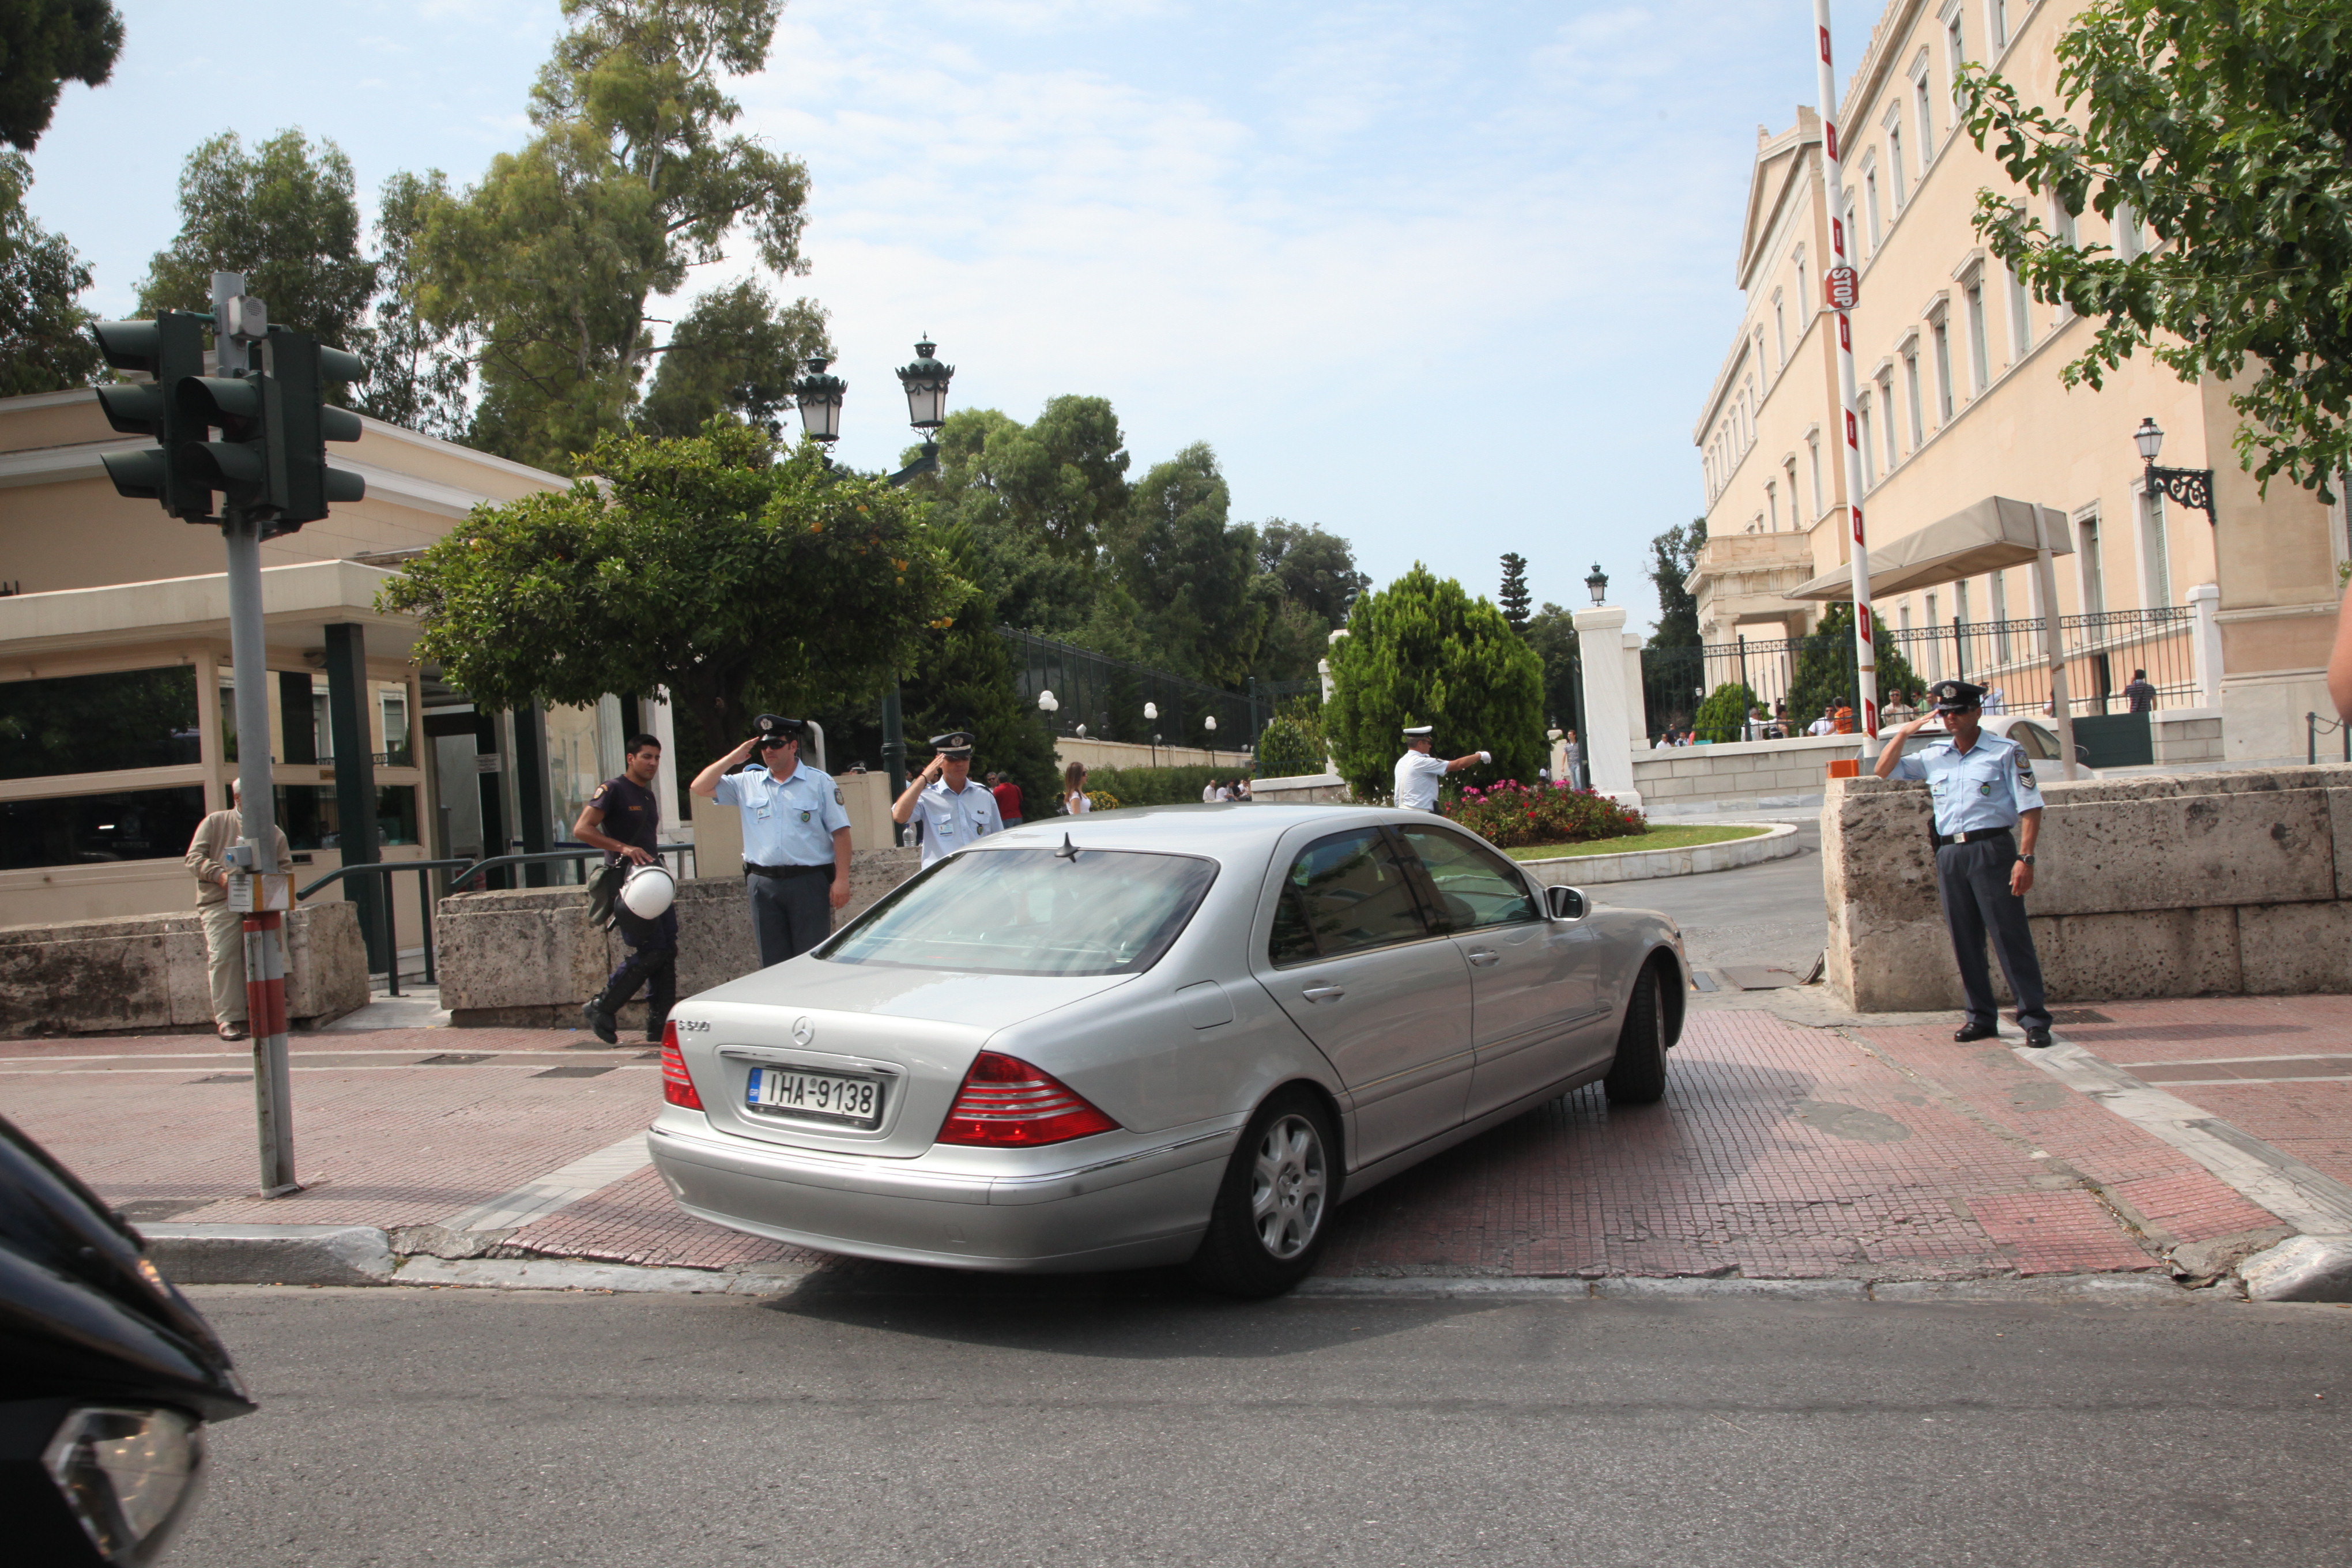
[1787,604,1921,725]
[1324,565,1545,800]
[135,130,378,350]
[1956,0,2352,496]
[356,170,471,439]
[0,152,97,393]
[638,277,828,438]
[1691,681,1759,744]
[378,421,968,767]
[414,0,809,470]
[1647,517,1706,649]
[0,0,120,151]
[896,531,1060,820]
[1522,602,1582,732]
[1498,552,1531,633]
[1115,442,1265,686]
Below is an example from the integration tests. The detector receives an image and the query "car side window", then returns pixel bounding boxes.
[1394,825,1540,932]
[1269,828,1431,965]
[2015,722,2058,760]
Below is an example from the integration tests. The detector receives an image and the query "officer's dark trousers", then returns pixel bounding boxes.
[747,869,832,967]
[592,906,676,1038]
[1935,834,2051,1031]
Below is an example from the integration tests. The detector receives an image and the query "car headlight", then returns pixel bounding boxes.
[43,1406,206,1565]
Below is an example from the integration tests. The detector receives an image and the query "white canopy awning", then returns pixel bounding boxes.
[1789,496,2072,601]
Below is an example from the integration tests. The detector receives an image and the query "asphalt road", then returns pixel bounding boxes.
[1597,817,1829,980]
[174,1279,2348,1567]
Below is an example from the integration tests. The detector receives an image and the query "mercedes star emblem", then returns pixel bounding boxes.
[791,1015,815,1046]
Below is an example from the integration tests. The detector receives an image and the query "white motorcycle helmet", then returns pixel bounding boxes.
[618,861,676,919]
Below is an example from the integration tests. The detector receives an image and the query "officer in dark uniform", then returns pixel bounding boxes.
[689,714,852,967]
[572,733,673,1043]
[1875,679,2054,1046]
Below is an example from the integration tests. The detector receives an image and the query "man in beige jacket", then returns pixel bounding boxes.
[184,779,295,1041]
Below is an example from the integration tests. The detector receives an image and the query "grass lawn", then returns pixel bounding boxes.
[1503,823,1772,862]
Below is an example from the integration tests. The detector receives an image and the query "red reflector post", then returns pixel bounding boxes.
[659,1022,703,1110]
[937,1051,1119,1148]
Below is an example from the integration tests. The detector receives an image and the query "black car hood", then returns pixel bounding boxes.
[0,1115,252,1423]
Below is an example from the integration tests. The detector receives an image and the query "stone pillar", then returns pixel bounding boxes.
[1571,606,1636,796]
[1622,632,1646,743]
[512,702,555,888]
[2188,582,2222,709]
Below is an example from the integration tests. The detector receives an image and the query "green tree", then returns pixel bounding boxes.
[0,153,98,393]
[1787,604,1923,727]
[416,0,811,470]
[1256,519,1366,627]
[1522,602,1582,731]
[1957,0,2352,496]
[638,277,828,438]
[1115,442,1266,685]
[356,170,470,439]
[898,536,1060,820]
[1498,552,1531,634]
[1324,565,1544,799]
[135,129,378,349]
[378,421,967,768]
[1647,517,1707,649]
[0,0,121,151]
[1691,682,1759,744]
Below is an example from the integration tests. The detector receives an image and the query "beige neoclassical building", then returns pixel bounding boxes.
[1688,0,2343,757]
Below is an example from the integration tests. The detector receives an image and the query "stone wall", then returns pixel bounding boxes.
[0,900,368,1037]
[436,847,920,1028]
[1634,734,1862,813]
[1249,772,1351,805]
[1825,764,2352,1012]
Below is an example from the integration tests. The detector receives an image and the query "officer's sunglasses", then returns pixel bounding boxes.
[757,735,797,751]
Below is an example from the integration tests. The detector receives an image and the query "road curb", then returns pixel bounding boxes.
[140,1223,396,1286]
[2237,1235,2352,1302]
[1516,822,1800,886]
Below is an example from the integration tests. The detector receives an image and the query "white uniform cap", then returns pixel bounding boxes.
[1401,725,1433,737]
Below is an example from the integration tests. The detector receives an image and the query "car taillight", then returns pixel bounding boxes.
[659,1022,703,1110]
[937,1051,1119,1147]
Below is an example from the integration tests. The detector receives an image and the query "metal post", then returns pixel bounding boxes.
[211,272,299,1197]
[1953,616,1966,684]
[512,702,553,886]
[2033,505,2082,781]
[881,681,906,846]
[2309,713,2317,767]
[1810,1,1880,756]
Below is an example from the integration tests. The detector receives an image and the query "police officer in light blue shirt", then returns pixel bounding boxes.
[1875,679,2053,1047]
[689,714,852,967]
[890,730,1004,868]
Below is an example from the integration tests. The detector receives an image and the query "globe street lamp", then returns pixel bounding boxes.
[2134,417,2216,525]
[1143,702,1159,767]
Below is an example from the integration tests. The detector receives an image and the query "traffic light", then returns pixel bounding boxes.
[89,312,212,520]
[175,321,367,535]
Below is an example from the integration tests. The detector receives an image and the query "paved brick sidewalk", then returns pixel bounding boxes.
[2,999,2335,1282]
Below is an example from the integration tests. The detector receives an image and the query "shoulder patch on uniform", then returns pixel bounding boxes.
[590,783,609,804]
[2017,760,2038,788]
[834,786,845,804]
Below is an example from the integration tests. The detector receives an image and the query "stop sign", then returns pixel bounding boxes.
[1825,266,1860,311]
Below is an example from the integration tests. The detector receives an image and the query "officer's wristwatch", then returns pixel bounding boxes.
[2016,853,2036,865]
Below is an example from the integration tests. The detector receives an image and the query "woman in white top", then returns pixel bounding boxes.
[1063,760,1091,815]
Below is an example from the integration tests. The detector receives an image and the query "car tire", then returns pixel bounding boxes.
[1604,964,1670,1107]
[1188,1088,1339,1298]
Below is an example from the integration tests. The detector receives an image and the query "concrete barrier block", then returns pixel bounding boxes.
[2030,789,2334,917]
[2030,907,2241,1000]
[2237,903,2352,993]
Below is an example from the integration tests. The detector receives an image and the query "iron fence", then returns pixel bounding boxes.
[997,628,1274,751]
[1640,607,2198,740]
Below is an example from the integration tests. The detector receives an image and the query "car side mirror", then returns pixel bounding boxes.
[1546,885,1586,920]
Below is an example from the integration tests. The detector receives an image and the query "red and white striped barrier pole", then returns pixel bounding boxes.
[1812,0,1880,752]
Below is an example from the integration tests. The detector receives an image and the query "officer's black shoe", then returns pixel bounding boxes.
[2023,1027,2053,1049]
[581,1000,619,1046]
[1953,1022,2000,1043]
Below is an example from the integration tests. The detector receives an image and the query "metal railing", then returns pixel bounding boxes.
[2309,713,2352,766]
[295,842,697,996]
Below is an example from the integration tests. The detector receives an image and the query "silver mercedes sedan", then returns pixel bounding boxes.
[648,804,1687,1296]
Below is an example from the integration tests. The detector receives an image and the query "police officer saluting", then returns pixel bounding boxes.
[1875,679,2055,1047]
[892,730,1004,868]
[1393,725,1488,812]
[689,714,851,968]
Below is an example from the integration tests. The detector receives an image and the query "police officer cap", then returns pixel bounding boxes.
[751,713,805,746]
[929,729,975,758]
[1401,725,1434,737]
[1928,680,1987,712]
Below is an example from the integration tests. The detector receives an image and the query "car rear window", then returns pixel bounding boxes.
[820,847,1216,977]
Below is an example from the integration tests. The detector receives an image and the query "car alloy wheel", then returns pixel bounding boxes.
[1603,964,1670,1106]
[1249,1113,1328,1261]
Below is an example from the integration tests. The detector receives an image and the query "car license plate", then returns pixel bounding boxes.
[744,1065,884,1128]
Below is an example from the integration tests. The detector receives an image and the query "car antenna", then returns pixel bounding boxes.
[1056,833,1079,860]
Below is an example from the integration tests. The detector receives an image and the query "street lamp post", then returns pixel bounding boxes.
[1143,702,1159,767]
[1566,565,1607,786]
[2134,417,2217,525]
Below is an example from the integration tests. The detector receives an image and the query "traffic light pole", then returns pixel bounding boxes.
[214,270,299,1197]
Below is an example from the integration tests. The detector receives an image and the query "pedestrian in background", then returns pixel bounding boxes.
[893,730,1004,869]
[1874,680,2053,1047]
[1063,761,1091,815]
[183,778,293,1042]
[988,770,1024,828]
[2124,669,2158,713]
[573,734,674,1044]
[690,715,851,968]
[1562,728,1582,786]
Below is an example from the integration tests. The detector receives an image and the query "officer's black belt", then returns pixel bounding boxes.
[744,861,831,879]
[1930,827,2013,848]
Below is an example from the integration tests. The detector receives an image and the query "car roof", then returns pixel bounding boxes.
[980,801,1425,860]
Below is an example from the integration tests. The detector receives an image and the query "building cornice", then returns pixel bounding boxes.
[0,436,496,518]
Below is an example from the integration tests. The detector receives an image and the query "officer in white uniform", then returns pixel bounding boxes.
[1393,725,1489,812]
[891,730,1005,868]
[1875,680,2053,1047]
[688,714,852,967]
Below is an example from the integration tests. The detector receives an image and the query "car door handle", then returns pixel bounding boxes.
[1465,949,1500,967]
[1301,985,1345,1001]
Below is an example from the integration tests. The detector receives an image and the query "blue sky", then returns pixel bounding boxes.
[24,0,1890,631]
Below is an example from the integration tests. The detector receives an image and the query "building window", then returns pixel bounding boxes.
[1988,0,2008,52]
[0,668,201,780]
[1932,317,1955,421]
[1842,192,1858,263]
[1863,161,1883,250]
[1965,280,1991,390]
[1903,350,1925,450]
[1878,372,1899,470]
[2006,261,2031,360]
[2113,198,2143,262]
[1793,247,1809,316]
[379,690,410,767]
[1773,292,1787,367]
[1925,591,1944,679]
[1944,5,1967,110]
[1807,434,1824,516]
[1859,394,1878,487]
[2139,484,2172,607]
[1766,481,1780,532]
[1785,457,1801,526]
[2078,510,2106,615]
[0,786,209,870]
[1886,107,1908,208]
[1913,54,1936,164]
